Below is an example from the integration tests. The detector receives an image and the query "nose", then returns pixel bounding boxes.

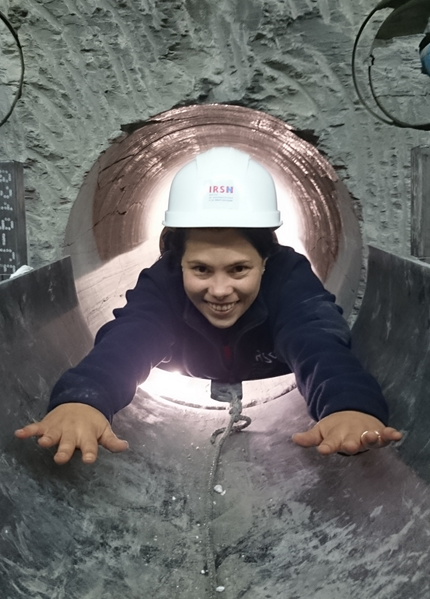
[208,273,234,299]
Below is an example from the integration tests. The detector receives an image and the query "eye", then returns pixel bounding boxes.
[192,265,209,274]
[231,265,249,274]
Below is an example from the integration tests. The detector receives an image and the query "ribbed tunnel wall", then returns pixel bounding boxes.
[65,104,362,334]
[2,1,430,597]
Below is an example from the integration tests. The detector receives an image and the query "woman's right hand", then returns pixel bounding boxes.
[14,403,128,464]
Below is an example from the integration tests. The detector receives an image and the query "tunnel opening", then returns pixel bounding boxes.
[4,105,430,598]
[63,104,362,407]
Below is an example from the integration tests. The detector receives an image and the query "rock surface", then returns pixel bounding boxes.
[0,0,429,267]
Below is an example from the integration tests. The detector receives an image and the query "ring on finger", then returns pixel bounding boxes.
[360,430,382,445]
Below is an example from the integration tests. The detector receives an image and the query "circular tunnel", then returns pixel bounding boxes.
[4,237,430,598]
[64,104,362,337]
[4,107,430,599]
[62,104,363,408]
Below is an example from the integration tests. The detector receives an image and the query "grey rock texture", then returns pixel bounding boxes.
[0,0,429,267]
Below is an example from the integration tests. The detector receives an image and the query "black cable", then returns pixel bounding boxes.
[351,7,394,126]
[368,56,430,130]
[352,4,430,131]
[0,10,25,128]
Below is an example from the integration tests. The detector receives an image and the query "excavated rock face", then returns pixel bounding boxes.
[0,0,428,270]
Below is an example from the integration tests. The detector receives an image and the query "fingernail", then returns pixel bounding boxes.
[83,455,95,463]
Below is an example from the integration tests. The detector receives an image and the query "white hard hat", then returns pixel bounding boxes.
[163,147,282,228]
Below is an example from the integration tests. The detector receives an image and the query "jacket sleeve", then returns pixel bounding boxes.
[48,265,175,422]
[272,255,389,424]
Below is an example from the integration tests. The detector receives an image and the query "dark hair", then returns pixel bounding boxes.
[160,227,279,262]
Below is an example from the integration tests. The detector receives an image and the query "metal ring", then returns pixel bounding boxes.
[0,10,25,127]
[360,430,382,444]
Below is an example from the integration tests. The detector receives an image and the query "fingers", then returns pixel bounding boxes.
[292,423,362,456]
[381,426,403,442]
[38,432,61,449]
[319,433,362,456]
[53,425,126,464]
[360,427,403,451]
[292,427,323,448]
[51,432,99,465]
[360,429,383,450]
[14,422,46,439]
[54,433,85,465]
[316,426,363,455]
[293,411,403,457]
[99,426,129,454]
[15,404,129,464]
[321,428,398,456]
[15,423,63,449]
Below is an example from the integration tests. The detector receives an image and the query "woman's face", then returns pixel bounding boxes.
[181,228,266,329]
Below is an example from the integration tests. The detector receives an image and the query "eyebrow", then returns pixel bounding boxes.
[185,259,253,267]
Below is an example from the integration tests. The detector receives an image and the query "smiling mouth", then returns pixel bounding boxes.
[206,301,238,313]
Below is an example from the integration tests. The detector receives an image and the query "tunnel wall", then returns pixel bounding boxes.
[2,5,430,596]
[2,246,430,478]
[63,104,362,333]
[0,257,93,446]
[1,0,429,270]
[2,248,430,598]
[352,245,430,483]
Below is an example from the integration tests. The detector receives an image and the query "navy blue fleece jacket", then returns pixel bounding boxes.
[48,246,389,425]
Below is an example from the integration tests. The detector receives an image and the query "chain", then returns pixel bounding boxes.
[202,387,251,597]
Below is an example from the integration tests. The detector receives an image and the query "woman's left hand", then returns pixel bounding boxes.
[292,410,403,456]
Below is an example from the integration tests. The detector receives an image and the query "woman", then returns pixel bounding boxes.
[15,147,402,463]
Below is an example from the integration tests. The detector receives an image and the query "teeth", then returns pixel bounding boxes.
[208,302,236,312]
